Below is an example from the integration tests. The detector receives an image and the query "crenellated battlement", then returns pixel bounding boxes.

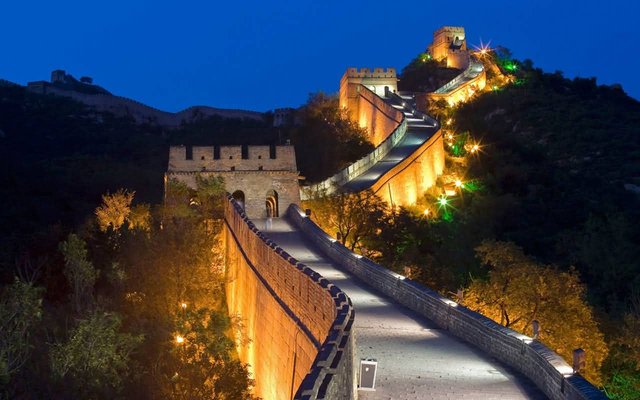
[344,67,397,78]
[428,26,468,68]
[168,145,297,173]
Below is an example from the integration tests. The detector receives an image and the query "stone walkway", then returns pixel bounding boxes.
[259,218,547,400]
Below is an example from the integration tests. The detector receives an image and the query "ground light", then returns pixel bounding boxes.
[176,335,185,344]
[454,179,463,189]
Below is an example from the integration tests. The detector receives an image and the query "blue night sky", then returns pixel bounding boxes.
[2,0,638,112]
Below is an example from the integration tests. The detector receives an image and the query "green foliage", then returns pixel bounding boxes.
[398,56,460,93]
[167,307,257,400]
[304,189,388,252]
[464,240,608,384]
[453,63,640,315]
[50,312,142,397]
[59,234,98,313]
[193,175,226,221]
[0,279,42,385]
[289,93,373,182]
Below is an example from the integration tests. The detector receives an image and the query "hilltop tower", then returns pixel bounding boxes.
[166,145,300,219]
[428,26,469,69]
[339,68,399,146]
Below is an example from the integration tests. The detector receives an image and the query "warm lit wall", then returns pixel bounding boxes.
[223,198,355,400]
[289,204,607,400]
[371,132,445,207]
[339,68,401,147]
[355,86,404,147]
[167,145,301,219]
[429,68,487,106]
[428,26,467,61]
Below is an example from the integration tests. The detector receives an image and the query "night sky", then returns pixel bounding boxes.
[2,0,638,112]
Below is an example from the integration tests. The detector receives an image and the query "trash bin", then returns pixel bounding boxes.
[359,359,378,390]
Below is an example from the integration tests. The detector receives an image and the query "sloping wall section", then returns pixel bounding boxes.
[223,197,356,399]
[288,204,606,400]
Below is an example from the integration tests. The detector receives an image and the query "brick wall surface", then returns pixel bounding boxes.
[288,204,606,400]
[224,197,356,400]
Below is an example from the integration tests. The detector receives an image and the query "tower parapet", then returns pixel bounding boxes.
[166,145,300,219]
[339,67,399,143]
[428,26,469,69]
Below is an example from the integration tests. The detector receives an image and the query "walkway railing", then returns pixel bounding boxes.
[301,96,408,197]
[301,86,438,198]
[288,203,606,400]
[434,60,485,94]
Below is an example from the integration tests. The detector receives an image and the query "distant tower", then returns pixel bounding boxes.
[166,145,300,219]
[273,108,294,127]
[80,76,93,84]
[51,70,66,83]
[339,67,398,121]
[427,26,469,69]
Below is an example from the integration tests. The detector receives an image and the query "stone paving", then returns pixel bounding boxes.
[259,218,547,400]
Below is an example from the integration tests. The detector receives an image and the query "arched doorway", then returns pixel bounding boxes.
[265,189,278,218]
[232,190,245,210]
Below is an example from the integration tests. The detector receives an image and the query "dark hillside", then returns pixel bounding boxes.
[454,66,640,314]
[0,86,277,275]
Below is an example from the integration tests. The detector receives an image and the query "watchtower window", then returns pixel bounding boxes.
[258,166,263,171]
[230,166,235,171]
[213,145,220,160]
[258,155,262,159]
[241,144,249,160]
[269,144,276,159]
[201,156,205,160]
[186,146,193,160]
[229,156,233,160]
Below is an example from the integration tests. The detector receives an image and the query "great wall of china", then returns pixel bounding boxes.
[0,21,616,400]
[166,26,605,400]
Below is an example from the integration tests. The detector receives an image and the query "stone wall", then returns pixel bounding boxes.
[355,85,404,147]
[224,197,356,399]
[428,26,467,61]
[369,130,445,206]
[430,61,487,106]
[339,69,401,147]
[169,145,297,172]
[167,145,300,219]
[288,204,607,400]
[301,118,408,197]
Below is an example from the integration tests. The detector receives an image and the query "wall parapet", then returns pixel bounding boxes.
[287,204,606,400]
[302,86,410,197]
[224,196,356,399]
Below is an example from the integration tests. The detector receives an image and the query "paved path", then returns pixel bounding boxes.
[342,97,439,193]
[258,218,547,400]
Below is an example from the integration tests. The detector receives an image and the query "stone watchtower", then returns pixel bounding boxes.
[339,67,398,122]
[428,26,469,69]
[166,145,300,219]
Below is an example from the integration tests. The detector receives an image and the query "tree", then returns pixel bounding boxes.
[127,203,152,232]
[304,189,388,252]
[50,312,142,397]
[0,279,42,385]
[161,307,257,400]
[463,240,608,384]
[290,93,373,182]
[59,234,98,314]
[603,289,640,399]
[193,175,226,222]
[95,189,135,232]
